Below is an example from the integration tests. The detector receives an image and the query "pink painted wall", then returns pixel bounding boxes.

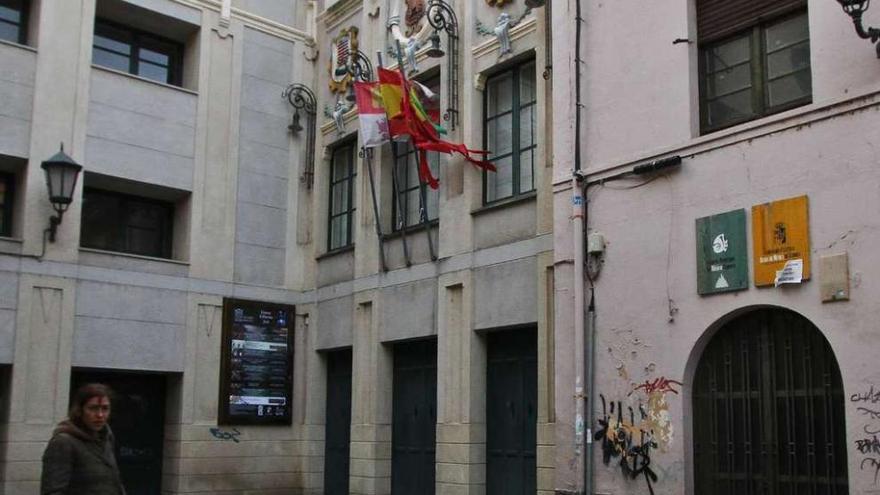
[552,0,880,493]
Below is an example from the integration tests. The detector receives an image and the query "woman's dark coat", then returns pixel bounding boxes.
[40,419,126,495]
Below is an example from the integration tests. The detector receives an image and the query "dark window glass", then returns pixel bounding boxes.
[328,142,356,251]
[81,188,174,259]
[92,19,183,86]
[484,60,537,203]
[0,172,14,237]
[0,0,28,44]
[392,76,441,230]
[700,12,811,133]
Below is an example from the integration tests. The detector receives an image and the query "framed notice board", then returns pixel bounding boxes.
[219,298,295,425]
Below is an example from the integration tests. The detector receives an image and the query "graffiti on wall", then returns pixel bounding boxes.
[595,395,659,495]
[627,376,682,451]
[210,427,241,443]
[852,384,880,484]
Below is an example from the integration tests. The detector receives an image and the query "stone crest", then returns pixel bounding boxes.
[328,26,359,95]
[404,0,427,36]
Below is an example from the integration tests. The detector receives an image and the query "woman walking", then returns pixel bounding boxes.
[40,383,126,495]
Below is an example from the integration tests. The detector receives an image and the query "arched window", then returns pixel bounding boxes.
[693,309,849,494]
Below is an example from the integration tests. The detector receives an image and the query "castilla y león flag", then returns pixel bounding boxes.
[353,82,390,148]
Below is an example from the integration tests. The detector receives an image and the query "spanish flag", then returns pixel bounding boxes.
[375,67,495,189]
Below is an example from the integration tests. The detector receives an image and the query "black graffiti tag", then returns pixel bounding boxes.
[594,395,659,495]
[857,436,880,455]
[862,457,880,485]
[851,385,880,404]
[858,407,880,421]
[209,427,241,443]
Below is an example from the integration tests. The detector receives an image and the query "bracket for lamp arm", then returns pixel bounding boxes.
[282,83,318,188]
[839,0,880,57]
[426,0,460,130]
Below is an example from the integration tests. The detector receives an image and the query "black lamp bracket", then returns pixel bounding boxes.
[840,1,880,57]
[427,0,460,130]
[282,84,318,188]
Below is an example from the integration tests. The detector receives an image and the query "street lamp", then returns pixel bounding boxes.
[426,0,460,130]
[282,84,317,188]
[836,0,880,57]
[40,143,82,242]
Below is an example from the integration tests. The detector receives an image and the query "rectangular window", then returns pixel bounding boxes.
[93,19,183,86]
[699,11,810,133]
[484,60,537,204]
[392,75,441,230]
[328,141,356,251]
[81,188,174,259]
[0,172,14,237]
[0,0,28,44]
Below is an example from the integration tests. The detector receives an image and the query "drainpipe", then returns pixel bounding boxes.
[586,287,596,495]
[572,173,586,494]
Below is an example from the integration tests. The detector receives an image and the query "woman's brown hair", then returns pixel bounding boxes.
[68,383,113,424]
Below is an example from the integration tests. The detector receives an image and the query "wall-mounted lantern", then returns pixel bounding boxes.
[426,0,460,130]
[41,144,82,243]
[282,84,317,188]
[836,0,880,57]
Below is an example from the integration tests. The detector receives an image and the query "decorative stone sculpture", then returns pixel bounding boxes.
[332,99,349,134]
[494,12,512,55]
[405,37,420,74]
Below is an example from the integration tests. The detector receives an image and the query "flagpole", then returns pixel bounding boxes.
[394,39,437,262]
[381,46,409,267]
[362,145,387,272]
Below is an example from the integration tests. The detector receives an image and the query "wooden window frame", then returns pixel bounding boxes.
[0,0,29,45]
[80,187,174,259]
[93,18,184,86]
[483,60,537,205]
[699,10,811,134]
[327,140,357,251]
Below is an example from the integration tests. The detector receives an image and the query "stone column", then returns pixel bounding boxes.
[350,291,392,495]
[436,271,486,495]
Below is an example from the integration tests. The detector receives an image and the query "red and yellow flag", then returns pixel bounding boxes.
[376,67,495,189]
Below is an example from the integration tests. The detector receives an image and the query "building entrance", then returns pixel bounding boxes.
[486,327,537,495]
[391,339,437,495]
[323,349,352,495]
[692,308,849,494]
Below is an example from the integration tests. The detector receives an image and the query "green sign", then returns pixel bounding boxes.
[696,209,748,295]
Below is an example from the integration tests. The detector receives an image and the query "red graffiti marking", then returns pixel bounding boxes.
[628,377,683,397]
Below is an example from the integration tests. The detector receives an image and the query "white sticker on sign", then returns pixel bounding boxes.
[774,259,804,287]
[715,273,729,289]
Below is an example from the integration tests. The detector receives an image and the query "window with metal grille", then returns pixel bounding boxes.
[0,0,28,44]
[693,309,849,495]
[483,60,537,204]
[81,188,174,259]
[698,6,811,133]
[93,18,183,86]
[328,140,356,251]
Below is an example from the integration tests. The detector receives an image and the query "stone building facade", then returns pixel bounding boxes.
[0,0,555,494]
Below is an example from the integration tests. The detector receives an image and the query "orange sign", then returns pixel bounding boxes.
[752,195,810,286]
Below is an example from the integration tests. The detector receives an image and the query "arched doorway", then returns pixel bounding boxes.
[692,308,849,494]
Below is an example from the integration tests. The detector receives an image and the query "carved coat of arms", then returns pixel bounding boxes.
[404,0,427,37]
[328,27,359,95]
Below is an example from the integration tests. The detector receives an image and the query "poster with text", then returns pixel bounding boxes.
[219,298,295,425]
